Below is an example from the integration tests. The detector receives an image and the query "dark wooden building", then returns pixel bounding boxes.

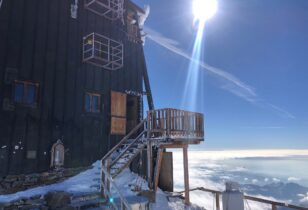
[0,0,152,176]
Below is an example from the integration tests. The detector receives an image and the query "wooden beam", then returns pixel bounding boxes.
[159,143,187,149]
[183,145,190,205]
[147,140,153,189]
[215,193,220,210]
[154,148,164,192]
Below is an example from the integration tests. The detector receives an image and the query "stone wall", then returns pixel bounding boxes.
[0,167,90,194]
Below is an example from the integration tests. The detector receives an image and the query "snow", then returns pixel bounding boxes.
[0,161,101,202]
[0,161,201,210]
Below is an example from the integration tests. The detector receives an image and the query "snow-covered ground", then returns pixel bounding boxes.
[0,161,102,202]
[0,161,202,210]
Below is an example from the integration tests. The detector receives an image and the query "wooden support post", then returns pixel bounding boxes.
[272,204,277,210]
[215,193,220,210]
[147,140,153,189]
[154,148,164,192]
[101,159,110,198]
[183,145,190,205]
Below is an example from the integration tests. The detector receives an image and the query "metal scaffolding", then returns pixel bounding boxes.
[84,0,124,21]
[83,33,123,71]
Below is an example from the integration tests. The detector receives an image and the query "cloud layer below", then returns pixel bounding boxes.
[171,150,308,209]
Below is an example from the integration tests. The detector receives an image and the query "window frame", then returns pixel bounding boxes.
[13,80,39,108]
[84,92,102,113]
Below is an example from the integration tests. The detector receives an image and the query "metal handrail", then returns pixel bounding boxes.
[175,187,308,210]
[101,165,132,210]
[110,130,146,167]
[101,119,146,163]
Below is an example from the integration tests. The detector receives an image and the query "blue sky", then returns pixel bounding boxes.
[135,0,308,149]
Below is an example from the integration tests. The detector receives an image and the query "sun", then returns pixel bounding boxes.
[193,0,218,23]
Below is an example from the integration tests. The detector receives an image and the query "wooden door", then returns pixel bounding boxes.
[110,91,127,135]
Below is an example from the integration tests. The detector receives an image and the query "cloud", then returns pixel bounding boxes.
[288,177,301,182]
[252,179,259,184]
[240,126,283,129]
[144,27,295,119]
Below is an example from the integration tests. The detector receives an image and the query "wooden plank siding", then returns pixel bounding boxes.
[0,0,145,176]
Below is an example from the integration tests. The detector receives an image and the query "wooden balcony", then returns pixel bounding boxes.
[147,108,204,144]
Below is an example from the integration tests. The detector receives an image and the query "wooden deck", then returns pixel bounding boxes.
[147,108,204,144]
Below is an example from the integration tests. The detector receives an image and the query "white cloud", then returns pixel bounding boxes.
[272,178,281,182]
[300,193,308,204]
[252,179,259,184]
[145,27,295,119]
[288,177,301,182]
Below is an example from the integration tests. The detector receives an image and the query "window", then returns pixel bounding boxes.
[85,92,101,113]
[13,80,39,107]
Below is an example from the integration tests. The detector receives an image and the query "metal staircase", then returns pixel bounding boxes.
[100,109,204,208]
[102,119,147,178]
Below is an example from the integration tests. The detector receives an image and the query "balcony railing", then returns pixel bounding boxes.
[83,33,123,70]
[147,108,204,142]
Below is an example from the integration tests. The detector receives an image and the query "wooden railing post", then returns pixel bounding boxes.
[146,111,153,189]
[166,109,170,138]
[215,193,220,210]
[183,145,190,205]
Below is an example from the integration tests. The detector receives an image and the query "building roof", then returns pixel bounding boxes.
[127,0,145,14]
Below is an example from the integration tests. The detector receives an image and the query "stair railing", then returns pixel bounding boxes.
[110,130,146,167]
[102,119,147,163]
[101,164,132,210]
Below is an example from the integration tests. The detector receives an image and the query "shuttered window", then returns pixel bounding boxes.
[110,91,127,135]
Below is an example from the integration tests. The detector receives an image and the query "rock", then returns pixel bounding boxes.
[1,181,11,189]
[4,175,19,182]
[58,206,74,210]
[137,190,156,202]
[24,174,39,183]
[63,169,75,177]
[39,172,50,182]
[44,191,71,209]
[11,180,23,188]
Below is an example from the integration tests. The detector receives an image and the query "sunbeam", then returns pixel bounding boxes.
[181,24,205,110]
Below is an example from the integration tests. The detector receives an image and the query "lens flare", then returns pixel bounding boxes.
[181,0,217,110]
[193,0,217,24]
[181,24,205,110]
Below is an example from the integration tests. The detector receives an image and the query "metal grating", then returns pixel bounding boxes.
[83,33,123,71]
[84,0,124,21]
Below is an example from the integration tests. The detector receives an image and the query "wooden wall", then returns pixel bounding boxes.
[0,0,145,176]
